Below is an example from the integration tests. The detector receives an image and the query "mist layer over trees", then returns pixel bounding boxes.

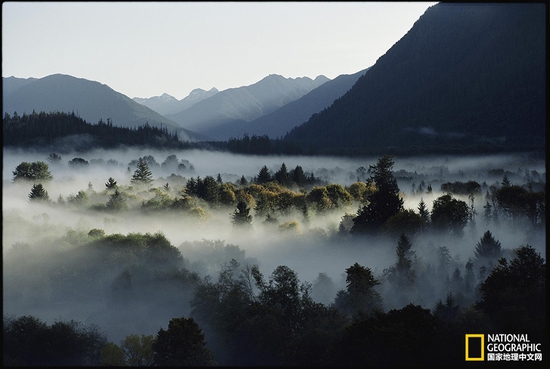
[3,148,545,366]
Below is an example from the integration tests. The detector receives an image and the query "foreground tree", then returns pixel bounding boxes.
[3,315,107,366]
[476,245,545,338]
[152,316,216,366]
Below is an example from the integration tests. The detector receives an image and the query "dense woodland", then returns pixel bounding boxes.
[4,110,547,158]
[3,111,189,151]
[3,150,546,366]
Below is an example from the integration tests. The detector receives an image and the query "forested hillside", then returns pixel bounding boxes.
[285,3,546,155]
[3,111,190,151]
[2,74,198,138]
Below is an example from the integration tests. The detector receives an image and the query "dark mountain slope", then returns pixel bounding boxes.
[2,74,203,141]
[285,3,546,154]
[235,68,369,139]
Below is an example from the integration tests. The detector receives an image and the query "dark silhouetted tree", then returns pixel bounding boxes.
[385,233,416,288]
[152,316,215,366]
[256,165,272,184]
[431,194,469,237]
[334,262,382,318]
[433,292,459,322]
[351,155,404,235]
[418,198,430,222]
[474,230,502,260]
[476,245,545,338]
[274,163,291,187]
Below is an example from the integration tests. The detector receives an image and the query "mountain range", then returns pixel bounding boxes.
[3,3,545,155]
[284,3,546,154]
[163,74,330,141]
[133,88,219,116]
[234,68,369,139]
[2,74,204,141]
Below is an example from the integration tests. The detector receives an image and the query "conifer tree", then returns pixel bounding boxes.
[418,198,430,222]
[474,230,502,260]
[385,233,416,288]
[105,177,118,190]
[351,155,404,235]
[256,165,272,184]
[274,163,291,187]
[106,189,127,212]
[131,158,153,186]
[28,183,50,202]
[232,200,252,228]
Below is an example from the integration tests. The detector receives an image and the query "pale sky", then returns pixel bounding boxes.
[2,1,437,100]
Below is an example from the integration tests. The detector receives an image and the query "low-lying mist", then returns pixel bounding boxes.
[2,147,546,344]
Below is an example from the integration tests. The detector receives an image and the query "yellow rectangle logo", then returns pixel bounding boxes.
[465,334,485,361]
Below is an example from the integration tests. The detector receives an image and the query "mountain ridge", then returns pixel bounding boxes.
[133,87,219,116]
[235,68,370,139]
[2,74,203,141]
[165,74,330,140]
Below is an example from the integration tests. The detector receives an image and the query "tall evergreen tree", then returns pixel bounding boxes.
[474,230,502,260]
[290,165,307,187]
[351,155,404,235]
[131,158,153,186]
[274,163,291,187]
[418,198,430,222]
[256,165,272,184]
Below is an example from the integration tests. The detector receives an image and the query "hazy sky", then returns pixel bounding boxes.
[2,2,437,100]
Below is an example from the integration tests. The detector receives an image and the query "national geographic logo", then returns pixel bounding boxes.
[465,334,484,361]
[465,334,543,362]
